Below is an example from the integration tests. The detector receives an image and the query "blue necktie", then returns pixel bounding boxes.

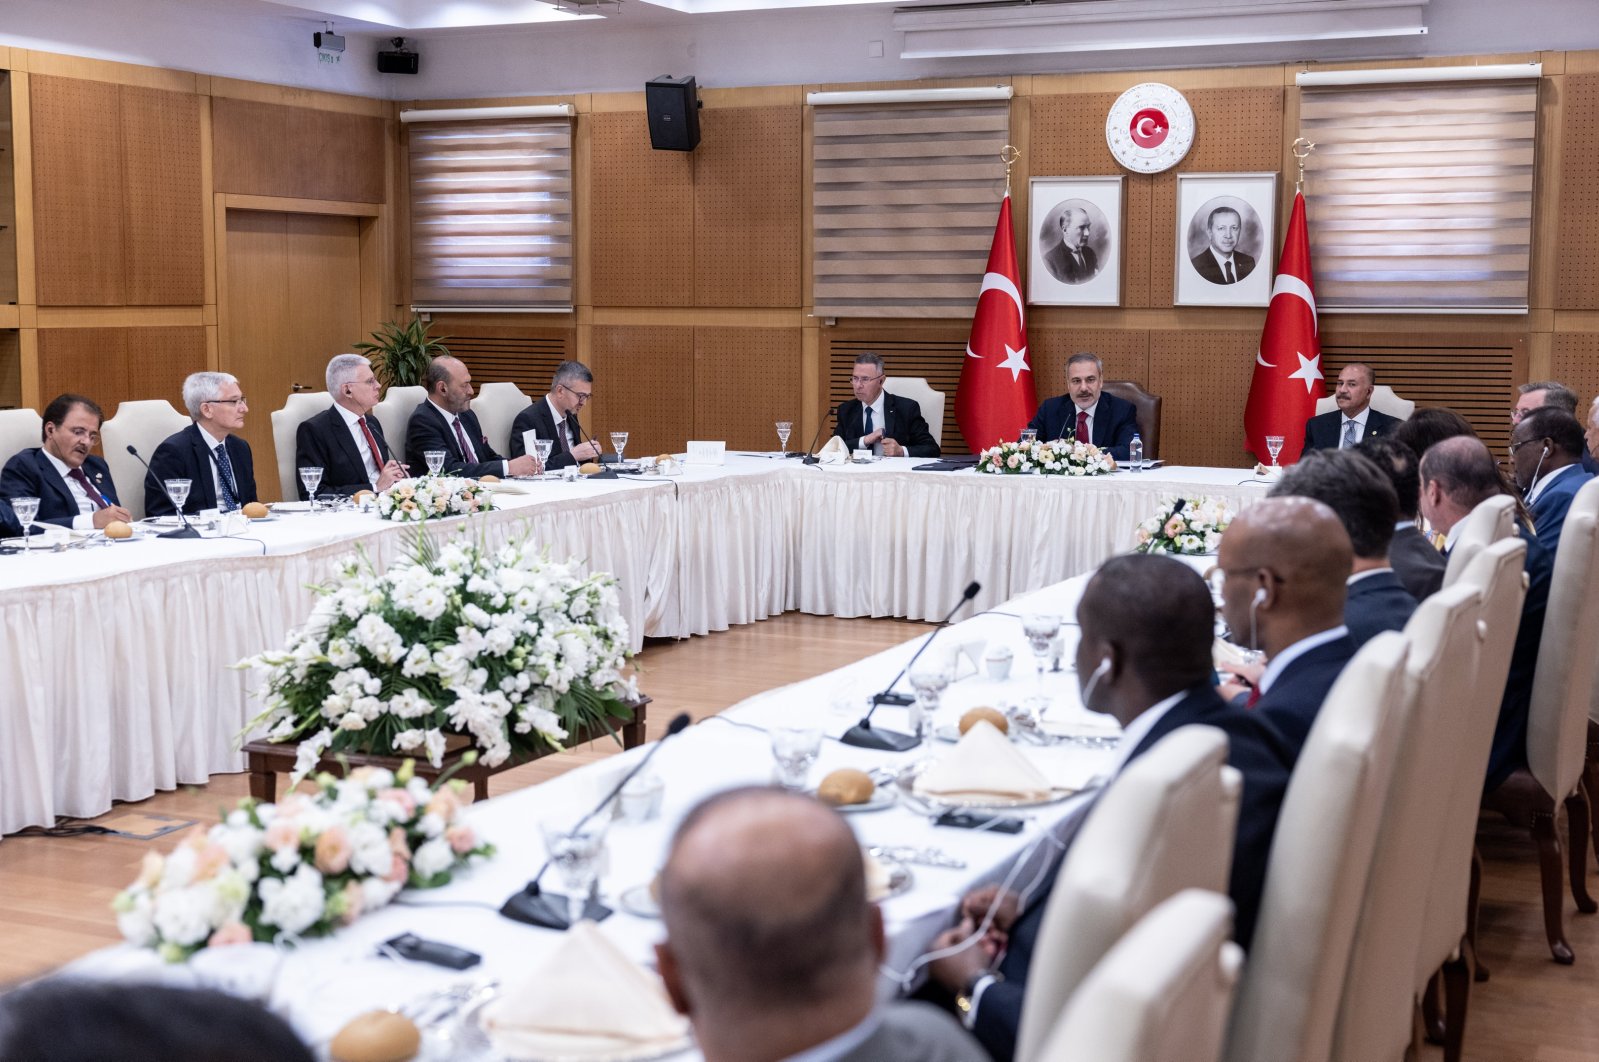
[863,406,874,435]
[214,443,239,511]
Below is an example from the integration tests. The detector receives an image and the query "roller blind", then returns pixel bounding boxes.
[408,117,573,311]
[1299,78,1539,312]
[812,100,1010,318]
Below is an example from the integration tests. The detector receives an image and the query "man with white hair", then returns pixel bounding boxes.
[295,354,407,498]
[147,371,258,516]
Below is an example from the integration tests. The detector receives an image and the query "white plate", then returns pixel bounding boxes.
[895,760,1077,811]
[457,994,693,1062]
[809,785,897,813]
[272,501,312,513]
[618,883,660,920]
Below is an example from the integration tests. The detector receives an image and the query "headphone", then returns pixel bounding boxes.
[1080,656,1113,709]
[1253,587,1268,606]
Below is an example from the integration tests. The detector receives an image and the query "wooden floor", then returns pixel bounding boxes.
[3,611,1599,1061]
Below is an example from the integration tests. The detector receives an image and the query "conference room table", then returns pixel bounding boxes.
[0,457,1267,836]
[69,571,1125,1059]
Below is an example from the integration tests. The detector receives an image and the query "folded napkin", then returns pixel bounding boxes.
[913,721,1053,801]
[863,848,893,902]
[814,435,849,464]
[481,920,691,1059]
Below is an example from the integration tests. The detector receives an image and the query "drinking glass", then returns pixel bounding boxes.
[775,420,793,456]
[1019,428,1038,447]
[1265,435,1285,467]
[10,496,38,550]
[299,467,323,512]
[424,450,446,476]
[1021,612,1062,693]
[770,725,822,790]
[540,816,609,928]
[609,431,629,466]
[908,663,953,740]
[534,438,554,474]
[164,479,192,517]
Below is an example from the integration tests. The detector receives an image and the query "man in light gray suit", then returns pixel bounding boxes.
[655,787,990,1062]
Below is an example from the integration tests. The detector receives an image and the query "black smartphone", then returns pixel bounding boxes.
[383,933,482,970]
[935,810,1024,834]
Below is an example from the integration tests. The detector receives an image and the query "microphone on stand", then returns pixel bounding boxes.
[800,405,840,465]
[501,712,692,929]
[842,581,981,752]
[125,445,202,539]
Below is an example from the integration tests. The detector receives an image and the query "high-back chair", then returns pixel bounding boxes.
[0,408,43,468]
[1314,384,1415,421]
[269,391,334,501]
[470,381,532,457]
[882,376,946,449]
[372,385,427,466]
[1223,633,1409,1062]
[1443,494,1516,588]
[1035,890,1241,1062]
[99,400,192,521]
[1014,725,1240,1062]
[1101,380,1162,460]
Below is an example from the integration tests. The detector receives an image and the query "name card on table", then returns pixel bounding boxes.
[685,441,726,465]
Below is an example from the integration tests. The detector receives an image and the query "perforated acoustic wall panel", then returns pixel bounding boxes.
[1555,74,1599,309]
[695,327,802,451]
[1149,330,1258,468]
[126,327,208,411]
[31,76,127,306]
[38,326,204,421]
[589,112,694,307]
[694,107,803,308]
[446,327,572,399]
[1551,334,1599,407]
[590,325,695,457]
[1030,330,1150,398]
[824,325,970,450]
[122,87,205,305]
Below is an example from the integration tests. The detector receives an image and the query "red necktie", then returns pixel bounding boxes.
[1076,409,1089,443]
[358,417,384,472]
[68,466,108,509]
[452,417,478,463]
[1246,685,1262,708]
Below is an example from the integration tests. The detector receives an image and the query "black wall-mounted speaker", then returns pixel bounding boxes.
[377,50,419,75]
[645,75,701,152]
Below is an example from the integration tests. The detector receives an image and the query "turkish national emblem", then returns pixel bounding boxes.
[1244,191,1322,465]
[956,195,1036,450]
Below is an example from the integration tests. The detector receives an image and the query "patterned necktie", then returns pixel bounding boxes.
[863,405,874,436]
[358,417,384,476]
[452,417,478,463]
[1076,409,1089,443]
[67,466,107,509]
[1225,260,1236,284]
[213,443,238,511]
[1342,419,1358,449]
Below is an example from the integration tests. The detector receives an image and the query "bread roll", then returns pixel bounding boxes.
[352,489,374,506]
[478,474,500,483]
[103,520,133,540]
[579,462,603,475]
[959,707,1008,735]
[817,768,875,807]
[241,502,269,519]
[329,1010,420,1062]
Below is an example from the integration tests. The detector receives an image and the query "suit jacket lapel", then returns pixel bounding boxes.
[364,414,391,464]
[32,449,80,515]
[328,408,367,476]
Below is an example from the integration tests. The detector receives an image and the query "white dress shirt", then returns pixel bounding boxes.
[195,422,230,508]
[1205,246,1243,282]
[1526,461,1580,507]
[428,399,508,476]
[862,393,886,456]
[1339,407,1370,448]
[545,395,577,452]
[335,402,381,486]
[41,448,97,530]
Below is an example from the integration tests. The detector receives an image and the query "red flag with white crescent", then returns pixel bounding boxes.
[956,195,1036,450]
[1244,192,1323,465]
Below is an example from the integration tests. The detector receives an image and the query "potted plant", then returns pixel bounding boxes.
[353,316,450,389]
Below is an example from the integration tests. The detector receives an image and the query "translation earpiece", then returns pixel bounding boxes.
[1253,587,1268,606]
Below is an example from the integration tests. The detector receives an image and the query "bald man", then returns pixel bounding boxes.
[405,356,541,480]
[1218,496,1357,759]
[1421,436,1552,790]
[656,788,988,1062]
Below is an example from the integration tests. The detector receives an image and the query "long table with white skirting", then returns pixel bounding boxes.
[0,458,1265,834]
[68,573,1115,1059]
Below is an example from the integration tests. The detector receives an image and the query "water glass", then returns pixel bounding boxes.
[424,450,446,476]
[1265,435,1285,467]
[299,466,323,511]
[164,479,192,515]
[10,496,39,549]
[775,420,793,456]
[770,725,822,790]
[908,664,953,739]
[1021,613,1062,687]
[609,431,629,465]
[540,816,609,927]
[534,437,554,473]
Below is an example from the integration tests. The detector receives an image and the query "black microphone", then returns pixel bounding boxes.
[501,712,692,929]
[842,581,981,752]
[800,405,839,464]
[125,445,202,539]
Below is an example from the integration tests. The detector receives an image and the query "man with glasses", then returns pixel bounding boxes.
[295,353,408,498]
[148,372,258,516]
[834,352,940,459]
[1,393,131,530]
[1510,407,1594,558]
[510,360,603,470]
[1512,380,1599,474]
[407,356,541,480]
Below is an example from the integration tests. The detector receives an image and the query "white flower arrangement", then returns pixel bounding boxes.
[1133,495,1235,555]
[240,530,637,782]
[977,438,1116,477]
[376,475,493,523]
[113,765,493,963]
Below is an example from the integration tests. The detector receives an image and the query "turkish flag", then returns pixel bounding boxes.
[1244,192,1324,466]
[956,195,1036,450]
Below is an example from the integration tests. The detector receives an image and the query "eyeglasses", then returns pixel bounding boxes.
[850,374,883,385]
[207,396,248,407]
[558,383,593,404]
[1508,437,1545,456]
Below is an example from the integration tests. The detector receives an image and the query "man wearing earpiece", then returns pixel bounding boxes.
[1510,407,1594,558]
[925,554,1293,1062]
[295,353,408,498]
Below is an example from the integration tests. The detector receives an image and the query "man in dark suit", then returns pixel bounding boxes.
[0,498,22,538]
[926,555,1292,1062]
[1421,436,1551,790]
[1042,207,1099,284]
[1302,362,1402,453]
[0,393,131,530]
[1270,448,1418,647]
[295,354,408,499]
[1512,407,1595,558]
[1217,496,1358,760]
[1189,206,1256,284]
[657,788,988,1062]
[833,352,940,458]
[1023,352,1139,461]
[405,356,540,480]
[1361,437,1446,601]
[147,373,258,517]
[1513,380,1598,476]
[509,360,604,471]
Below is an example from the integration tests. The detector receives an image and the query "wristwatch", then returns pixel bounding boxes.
[954,972,1000,1025]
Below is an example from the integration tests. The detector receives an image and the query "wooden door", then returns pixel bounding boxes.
[223,210,363,499]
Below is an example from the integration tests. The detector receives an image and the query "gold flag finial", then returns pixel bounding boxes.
[1000,145,1021,197]
[1292,138,1316,194]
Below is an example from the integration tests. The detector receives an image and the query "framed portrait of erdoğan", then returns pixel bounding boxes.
[1174,172,1276,308]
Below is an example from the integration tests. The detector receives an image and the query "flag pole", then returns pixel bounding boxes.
[1291,137,1315,194]
[1000,145,1020,198]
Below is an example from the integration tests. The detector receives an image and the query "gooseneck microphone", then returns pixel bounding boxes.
[501,712,692,929]
[125,445,202,539]
[800,405,840,465]
[842,581,981,752]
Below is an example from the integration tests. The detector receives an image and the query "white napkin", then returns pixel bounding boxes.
[814,435,849,464]
[481,920,691,1059]
[863,848,893,902]
[913,721,1053,801]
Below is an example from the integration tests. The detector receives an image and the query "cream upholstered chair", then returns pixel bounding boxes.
[372,385,427,465]
[1013,725,1240,1062]
[1443,494,1517,588]
[1223,633,1409,1062]
[270,391,334,501]
[1484,478,1599,964]
[1035,890,1241,1062]
[882,376,945,449]
[0,407,43,468]
[470,381,532,457]
[100,399,192,522]
[1329,589,1485,1062]
[1313,384,1415,420]
[1415,538,1527,1061]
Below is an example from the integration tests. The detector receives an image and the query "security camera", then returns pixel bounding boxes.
[314,30,346,53]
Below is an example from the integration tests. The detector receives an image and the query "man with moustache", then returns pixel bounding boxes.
[1022,353,1139,461]
[0,393,131,530]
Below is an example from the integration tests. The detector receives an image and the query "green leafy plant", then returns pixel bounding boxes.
[353,316,450,389]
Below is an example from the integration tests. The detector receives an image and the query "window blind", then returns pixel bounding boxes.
[812,100,1010,318]
[408,117,573,311]
[1299,78,1539,312]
